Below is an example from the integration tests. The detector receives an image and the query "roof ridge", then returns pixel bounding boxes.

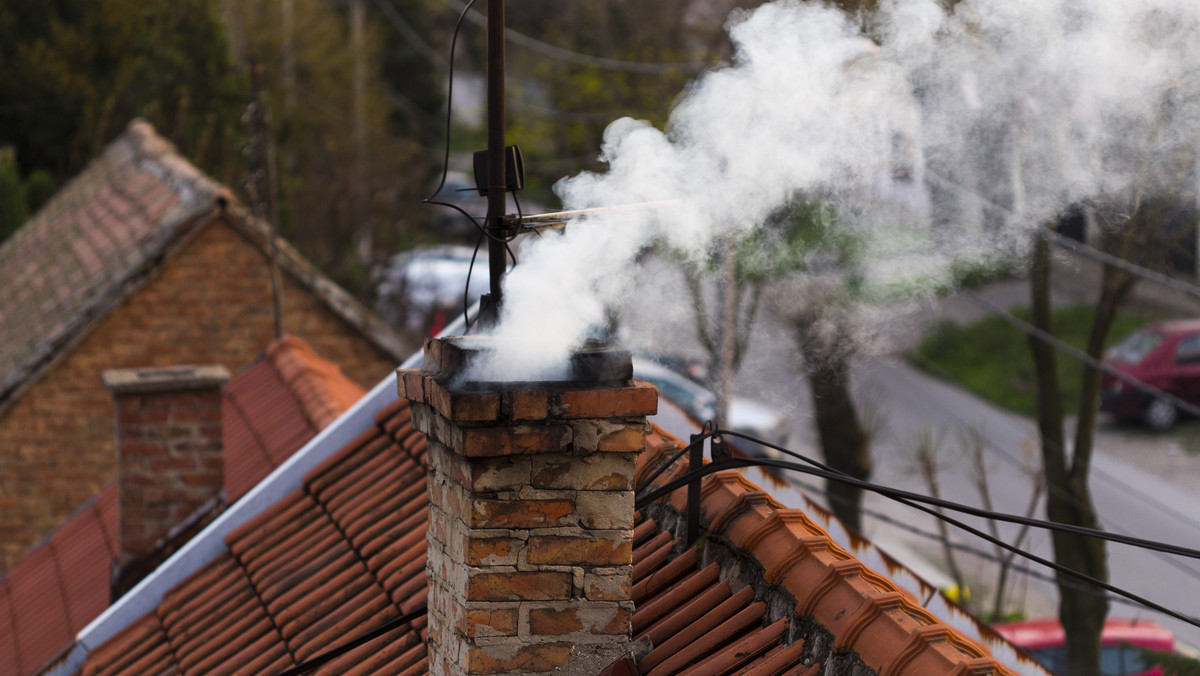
[120,119,232,211]
[223,213,408,362]
[266,336,366,431]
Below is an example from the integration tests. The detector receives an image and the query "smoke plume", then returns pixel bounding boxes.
[469,0,1200,381]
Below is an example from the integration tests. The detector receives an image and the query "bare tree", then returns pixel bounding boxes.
[964,428,1044,621]
[908,427,965,595]
[1027,198,1179,676]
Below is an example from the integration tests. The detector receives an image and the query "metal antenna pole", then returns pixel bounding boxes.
[482,0,507,326]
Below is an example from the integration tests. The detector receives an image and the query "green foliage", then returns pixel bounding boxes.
[977,609,1027,624]
[221,0,432,296]
[500,0,723,203]
[912,305,1153,416]
[0,0,250,181]
[947,255,1018,289]
[0,149,28,240]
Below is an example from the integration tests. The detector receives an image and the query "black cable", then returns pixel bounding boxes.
[962,290,1200,419]
[659,429,1200,560]
[420,0,516,247]
[634,430,716,495]
[782,472,1151,612]
[906,348,1200,586]
[273,604,428,676]
[463,230,484,332]
[639,450,1200,630]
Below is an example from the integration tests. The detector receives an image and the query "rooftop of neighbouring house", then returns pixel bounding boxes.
[0,336,363,676]
[0,119,404,411]
[41,345,1046,676]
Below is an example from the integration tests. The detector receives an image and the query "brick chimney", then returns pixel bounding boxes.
[102,365,230,567]
[399,337,657,674]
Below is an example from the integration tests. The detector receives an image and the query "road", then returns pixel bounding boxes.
[623,257,1200,649]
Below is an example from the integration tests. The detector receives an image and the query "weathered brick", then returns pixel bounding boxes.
[508,391,549,421]
[527,535,632,566]
[531,453,636,491]
[459,608,518,637]
[469,457,531,492]
[599,426,647,452]
[467,571,573,601]
[460,425,571,458]
[435,380,502,422]
[466,641,572,674]
[575,491,634,529]
[527,603,631,636]
[467,537,522,566]
[555,382,657,418]
[583,569,632,601]
[471,499,574,529]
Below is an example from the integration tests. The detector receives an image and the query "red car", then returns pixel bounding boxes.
[993,618,1174,676]
[1100,320,1200,431]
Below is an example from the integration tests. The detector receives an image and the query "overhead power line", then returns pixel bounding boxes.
[635,428,1200,631]
[783,472,1153,613]
[925,169,1200,307]
[438,0,712,74]
[961,290,1200,420]
[904,350,1200,585]
[369,0,450,71]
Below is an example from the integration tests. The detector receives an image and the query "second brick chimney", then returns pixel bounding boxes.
[399,337,657,674]
[102,365,230,568]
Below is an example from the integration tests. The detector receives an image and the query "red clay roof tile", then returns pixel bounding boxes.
[636,434,1019,676]
[6,545,72,674]
[78,611,172,676]
[0,336,363,676]
[62,383,1031,676]
[267,336,365,430]
[0,588,20,676]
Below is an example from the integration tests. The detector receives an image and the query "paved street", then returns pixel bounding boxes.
[626,252,1200,649]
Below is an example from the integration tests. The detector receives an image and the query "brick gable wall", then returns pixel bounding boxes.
[0,218,398,571]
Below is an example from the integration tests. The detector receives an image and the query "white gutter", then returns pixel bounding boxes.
[47,319,447,676]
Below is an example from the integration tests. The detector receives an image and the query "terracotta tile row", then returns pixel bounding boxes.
[0,337,361,676]
[629,515,816,676]
[268,337,365,430]
[0,486,117,676]
[223,337,365,503]
[75,398,429,676]
[634,437,1018,676]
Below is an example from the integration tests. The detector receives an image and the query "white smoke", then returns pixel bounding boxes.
[468,0,1200,381]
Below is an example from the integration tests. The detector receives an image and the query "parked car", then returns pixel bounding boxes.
[632,357,790,458]
[377,245,491,336]
[1100,320,1200,431]
[993,618,1173,676]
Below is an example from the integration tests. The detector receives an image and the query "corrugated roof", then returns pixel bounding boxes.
[0,336,362,676]
[0,119,405,413]
[68,398,1031,676]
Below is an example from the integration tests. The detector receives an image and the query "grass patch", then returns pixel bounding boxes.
[910,305,1154,417]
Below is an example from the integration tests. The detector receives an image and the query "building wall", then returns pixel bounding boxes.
[0,218,398,570]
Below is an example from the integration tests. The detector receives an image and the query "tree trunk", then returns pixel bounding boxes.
[714,237,738,432]
[1029,230,1127,676]
[798,314,871,533]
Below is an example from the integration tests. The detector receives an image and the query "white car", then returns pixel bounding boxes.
[632,357,790,458]
[377,245,491,333]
